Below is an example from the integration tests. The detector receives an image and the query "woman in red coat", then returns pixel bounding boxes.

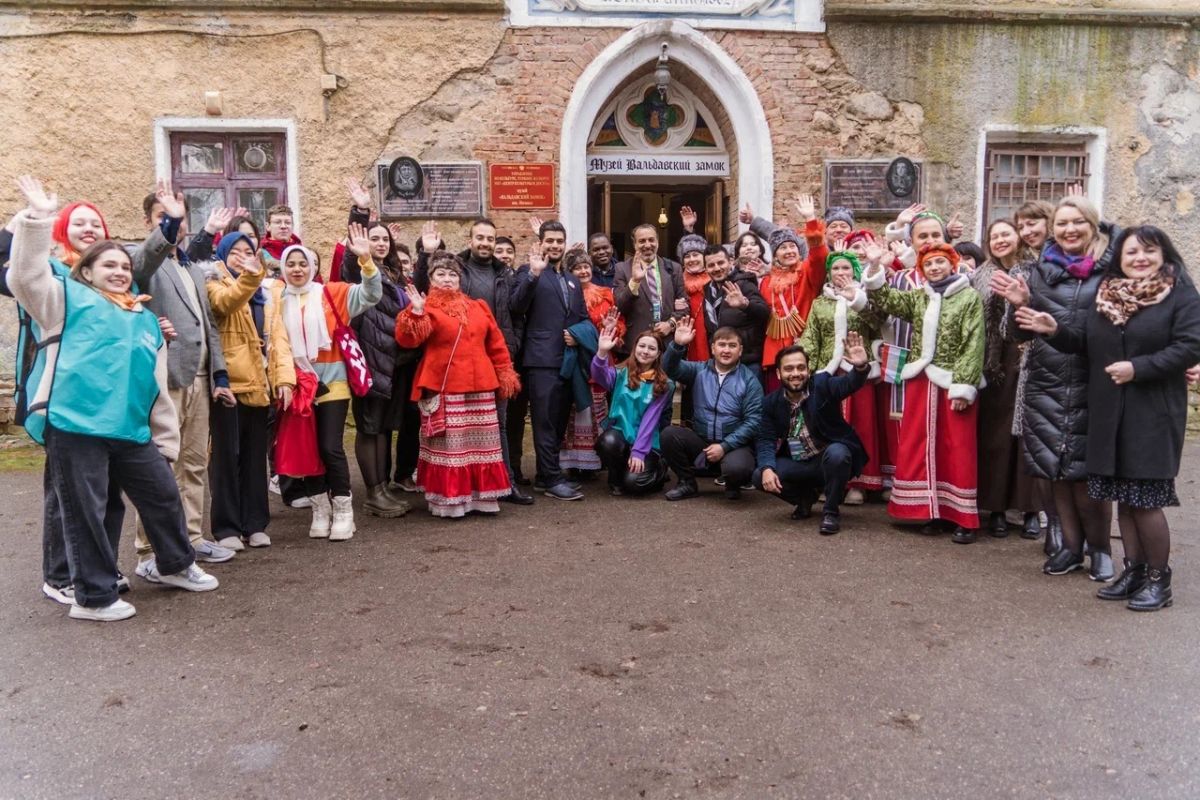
[395,252,521,517]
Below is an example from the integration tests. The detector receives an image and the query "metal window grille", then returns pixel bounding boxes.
[983,142,1089,223]
[170,132,288,241]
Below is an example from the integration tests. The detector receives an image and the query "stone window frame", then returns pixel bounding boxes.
[974,125,1107,232]
[153,117,302,235]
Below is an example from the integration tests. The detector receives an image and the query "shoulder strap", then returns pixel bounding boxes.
[322,284,347,328]
[439,323,465,393]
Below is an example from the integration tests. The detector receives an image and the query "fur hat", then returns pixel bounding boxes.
[824,206,855,228]
[915,242,960,276]
[768,227,808,261]
[676,234,708,262]
[428,250,465,277]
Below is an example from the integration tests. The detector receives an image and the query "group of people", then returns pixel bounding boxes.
[3,171,1197,622]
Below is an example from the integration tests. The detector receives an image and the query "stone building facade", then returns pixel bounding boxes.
[1,0,1197,424]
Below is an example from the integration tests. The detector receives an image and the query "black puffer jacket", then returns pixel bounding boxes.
[1018,223,1119,481]
[702,270,770,367]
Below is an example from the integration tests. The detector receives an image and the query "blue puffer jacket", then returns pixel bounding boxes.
[663,341,763,452]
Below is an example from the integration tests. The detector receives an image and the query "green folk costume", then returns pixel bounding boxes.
[862,270,985,403]
[799,285,885,379]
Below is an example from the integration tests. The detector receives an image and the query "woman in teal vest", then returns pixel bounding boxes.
[590,323,674,495]
[9,176,219,622]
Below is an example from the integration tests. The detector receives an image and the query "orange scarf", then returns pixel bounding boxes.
[101,290,152,311]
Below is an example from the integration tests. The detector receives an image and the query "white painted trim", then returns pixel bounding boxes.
[152,117,303,235]
[974,124,1107,234]
[506,0,824,33]
[560,20,773,242]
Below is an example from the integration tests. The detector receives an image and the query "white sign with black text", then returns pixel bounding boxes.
[587,153,731,177]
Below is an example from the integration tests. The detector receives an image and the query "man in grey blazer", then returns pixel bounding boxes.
[612,223,688,359]
[131,187,237,569]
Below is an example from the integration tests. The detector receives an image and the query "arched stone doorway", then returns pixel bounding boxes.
[559,20,773,250]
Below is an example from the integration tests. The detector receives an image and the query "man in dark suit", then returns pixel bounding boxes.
[613,223,686,357]
[754,335,871,534]
[510,220,589,500]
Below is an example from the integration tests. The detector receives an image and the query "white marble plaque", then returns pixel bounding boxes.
[507,0,823,32]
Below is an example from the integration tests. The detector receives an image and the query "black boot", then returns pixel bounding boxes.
[1043,547,1084,575]
[665,478,699,501]
[952,526,978,544]
[1088,549,1115,582]
[1043,516,1064,557]
[1127,566,1173,611]
[1020,512,1041,540]
[1097,559,1148,600]
[988,512,1009,538]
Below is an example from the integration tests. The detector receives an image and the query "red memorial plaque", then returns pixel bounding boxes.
[489,163,556,209]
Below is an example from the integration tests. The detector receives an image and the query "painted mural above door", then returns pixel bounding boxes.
[506,0,823,32]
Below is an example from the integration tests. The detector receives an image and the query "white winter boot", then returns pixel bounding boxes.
[329,495,356,541]
[308,493,332,538]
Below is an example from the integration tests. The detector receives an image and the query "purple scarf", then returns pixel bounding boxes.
[1043,241,1096,280]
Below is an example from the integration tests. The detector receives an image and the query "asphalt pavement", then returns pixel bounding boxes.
[1,444,1198,799]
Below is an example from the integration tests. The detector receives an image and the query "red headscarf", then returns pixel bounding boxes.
[52,202,110,266]
[915,242,960,277]
[844,229,876,249]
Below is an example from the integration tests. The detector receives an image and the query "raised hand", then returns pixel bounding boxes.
[673,314,697,347]
[1066,182,1085,198]
[346,177,372,209]
[528,242,547,277]
[404,285,427,314]
[630,256,647,284]
[15,176,58,219]
[680,205,697,232]
[529,215,544,236]
[155,178,186,219]
[738,202,754,225]
[204,206,234,235]
[864,241,886,266]
[832,237,847,253]
[253,248,276,276]
[1014,306,1057,335]
[420,220,441,252]
[896,203,926,227]
[568,240,586,253]
[794,193,817,222]
[990,271,1031,308]
[844,331,868,368]
[347,221,371,258]
[946,211,964,241]
[597,320,619,354]
[721,280,749,308]
[745,257,767,277]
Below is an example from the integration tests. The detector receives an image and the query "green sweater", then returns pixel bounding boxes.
[799,285,884,377]
[863,270,985,403]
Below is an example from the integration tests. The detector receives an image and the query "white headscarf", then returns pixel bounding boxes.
[279,245,331,371]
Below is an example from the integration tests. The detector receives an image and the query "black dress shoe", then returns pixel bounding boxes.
[1097,559,1148,600]
[1043,517,1064,557]
[544,482,584,501]
[1088,550,1115,582]
[502,488,535,506]
[952,526,978,544]
[988,512,1009,538]
[724,487,741,501]
[1043,548,1084,576]
[534,479,581,492]
[665,479,699,501]
[1127,566,1173,611]
[790,503,812,520]
[1020,513,1041,540]
[819,512,840,535]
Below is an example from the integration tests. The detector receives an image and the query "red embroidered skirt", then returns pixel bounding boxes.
[843,380,885,491]
[417,392,511,517]
[875,381,899,487]
[888,374,980,528]
[560,386,606,471]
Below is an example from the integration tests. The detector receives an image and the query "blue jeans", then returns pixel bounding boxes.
[754,443,854,515]
[47,426,194,607]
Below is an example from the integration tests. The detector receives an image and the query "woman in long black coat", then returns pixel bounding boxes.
[992,197,1118,580]
[1017,226,1200,611]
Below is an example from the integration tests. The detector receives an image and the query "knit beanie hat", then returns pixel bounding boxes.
[53,202,110,265]
[676,233,708,262]
[768,227,808,261]
[915,242,960,276]
[844,229,876,249]
[825,251,864,282]
[824,206,855,228]
[906,211,948,243]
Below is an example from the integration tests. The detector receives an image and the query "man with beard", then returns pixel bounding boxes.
[699,244,769,376]
[613,224,686,357]
[753,336,870,535]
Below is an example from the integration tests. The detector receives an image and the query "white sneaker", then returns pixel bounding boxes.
[290,496,313,509]
[309,494,332,538]
[247,531,271,548]
[329,495,355,541]
[69,598,136,622]
[269,474,281,495]
[844,489,865,506]
[217,535,245,552]
[134,559,161,584]
[194,539,236,563]
[151,563,219,592]
[42,582,74,605]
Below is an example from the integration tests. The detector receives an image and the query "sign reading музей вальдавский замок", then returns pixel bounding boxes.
[507,0,824,32]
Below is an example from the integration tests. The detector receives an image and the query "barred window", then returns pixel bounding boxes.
[984,142,1089,223]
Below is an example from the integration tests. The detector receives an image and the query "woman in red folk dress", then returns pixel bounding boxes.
[395,252,521,518]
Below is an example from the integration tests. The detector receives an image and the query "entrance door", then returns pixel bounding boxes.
[589,180,726,262]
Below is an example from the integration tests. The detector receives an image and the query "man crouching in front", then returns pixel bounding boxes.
[754,333,871,534]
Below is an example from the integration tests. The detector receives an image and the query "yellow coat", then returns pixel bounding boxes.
[206,261,295,406]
